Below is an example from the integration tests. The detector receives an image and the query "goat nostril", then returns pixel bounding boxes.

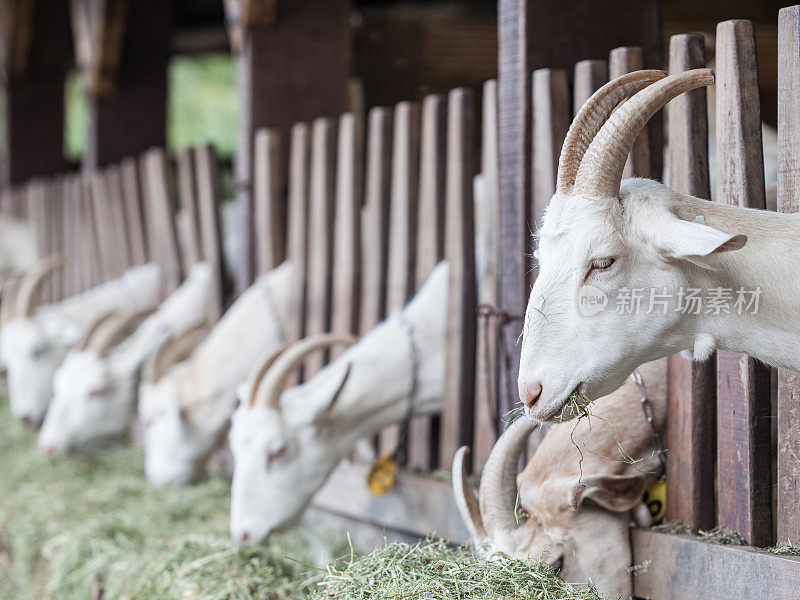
[239,532,250,543]
[21,416,39,429]
[522,382,543,410]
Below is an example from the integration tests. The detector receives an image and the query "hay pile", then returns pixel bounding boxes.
[0,396,334,600]
[313,539,608,600]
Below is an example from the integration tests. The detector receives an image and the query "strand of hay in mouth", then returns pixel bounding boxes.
[313,538,609,600]
[0,396,343,600]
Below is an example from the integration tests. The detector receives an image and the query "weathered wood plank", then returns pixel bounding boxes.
[79,176,103,289]
[119,157,148,265]
[47,177,65,300]
[715,18,772,547]
[62,176,81,296]
[381,101,421,456]
[359,107,393,336]
[304,118,337,377]
[572,59,608,115]
[193,145,228,325]
[408,94,446,471]
[89,172,119,280]
[285,123,311,349]
[104,165,132,272]
[176,148,202,268]
[440,87,476,469]
[665,32,717,531]
[776,4,800,544]
[253,128,286,276]
[609,46,651,178]
[632,528,800,600]
[473,79,500,473]
[142,147,182,294]
[330,113,363,359]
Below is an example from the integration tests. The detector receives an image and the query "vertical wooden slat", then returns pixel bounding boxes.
[609,46,651,179]
[285,123,311,348]
[440,87,476,469]
[573,59,608,115]
[62,176,80,296]
[665,32,717,531]
[715,19,772,547]
[105,165,132,272]
[358,107,393,336]
[120,157,148,265]
[381,101,421,455]
[142,147,182,294]
[90,172,120,280]
[79,177,103,289]
[48,178,65,300]
[776,4,800,544]
[304,118,337,377]
[408,93,447,470]
[177,148,202,268]
[253,128,286,276]
[193,145,228,325]
[473,79,500,472]
[330,113,364,357]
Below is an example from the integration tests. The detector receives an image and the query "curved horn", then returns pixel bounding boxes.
[556,70,666,193]
[90,308,156,357]
[574,68,714,199]
[142,323,207,383]
[15,255,67,318]
[478,416,538,538]
[73,310,120,352]
[247,343,292,407]
[255,333,358,409]
[0,274,23,327]
[452,446,488,543]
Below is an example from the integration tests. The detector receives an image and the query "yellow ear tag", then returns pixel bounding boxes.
[367,454,398,496]
[643,479,666,525]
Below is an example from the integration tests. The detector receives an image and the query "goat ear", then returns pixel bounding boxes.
[571,473,647,513]
[309,362,353,425]
[659,215,747,267]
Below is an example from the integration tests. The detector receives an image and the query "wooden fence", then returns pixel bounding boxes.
[1,7,799,598]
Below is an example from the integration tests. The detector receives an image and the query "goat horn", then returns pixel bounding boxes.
[0,274,23,327]
[478,416,538,538]
[90,308,156,357]
[255,333,358,409]
[143,323,207,383]
[15,255,68,319]
[556,69,666,194]
[247,343,292,407]
[73,310,120,352]
[452,446,488,542]
[574,68,714,198]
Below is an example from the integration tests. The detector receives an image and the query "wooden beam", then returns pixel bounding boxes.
[572,59,608,114]
[777,4,800,544]
[223,0,278,52]
[69,0,129,96]
[253,128,286,276]
[119,157,148,265]
[440,87,476,469]
[665,32,717,531]
[285,123,310,349]
[632,529,800,600]
[142,148,182,295]
[609,46,652,179]
[176,148,202,269]
[715,19,772,547]
[0,0,36,81]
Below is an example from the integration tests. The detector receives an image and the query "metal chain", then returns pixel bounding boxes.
[630,368,667,473]
[477,304,523,428]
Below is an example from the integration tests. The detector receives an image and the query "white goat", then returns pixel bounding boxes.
[454,358,666,599]
[517,69,800,421]
[0,259,162,427]
[138,262,294,487]
[39,263,213,454]
[228,262,448,543]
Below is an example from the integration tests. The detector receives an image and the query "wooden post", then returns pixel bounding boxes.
[330,113,364,357]
[408,94,447,470]
[715,19,772,547]
[473,79,501,472]
[193,145,228,325]
[285,123,311,349]
[665,32,717,531]
[440,87,476,469]
[119,157,148,265]
[304,118,337,377]
[359,108,392,336]
[104,165,132,272]
[777,4,800,545]
[609,47,652,179]
[573,59,608,114]
[228,0,350,294]
[176,148,202,268]
[73,0,169,170]
[62,175,80,296]
[381,101,420,456]
[496,0,661,419]
[253,128,286,276]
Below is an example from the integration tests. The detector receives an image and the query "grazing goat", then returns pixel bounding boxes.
[138,262,294,487]
[455,358,666,599]
[229,262,448,543]
[518,69,800,421]
[0,258,162,427]
[39,263,213,454]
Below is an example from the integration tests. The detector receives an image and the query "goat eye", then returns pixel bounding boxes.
[31,344,47,358]
[88,387,108,399]
[590,257,615,271]
[266,443,287,467]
